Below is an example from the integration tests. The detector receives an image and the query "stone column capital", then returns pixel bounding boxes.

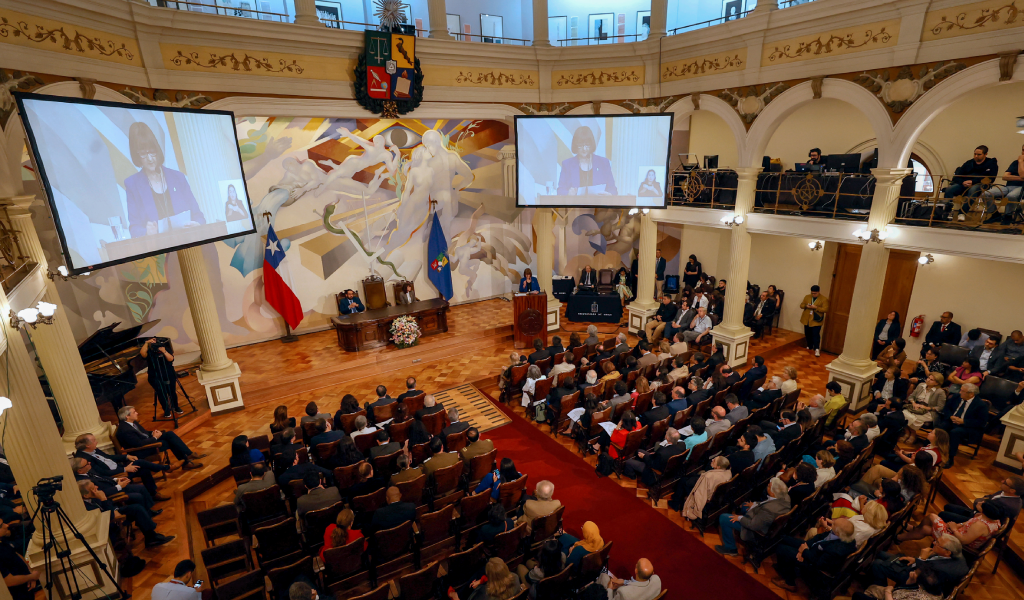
[732,167,763,182]
[870,168,914,187]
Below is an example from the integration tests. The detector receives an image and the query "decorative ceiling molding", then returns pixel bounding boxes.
[718,83,789,124]
[0,8,140,66]
[854,62,966,113]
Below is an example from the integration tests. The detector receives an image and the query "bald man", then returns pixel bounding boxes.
[771,517,857,592]
[366,486,415,535]
[598,558,662,600]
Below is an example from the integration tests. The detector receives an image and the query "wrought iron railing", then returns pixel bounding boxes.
[894,177,1024,234]
[667,168,739,210]
[555,33,645,46]
[668,0,816,36]
[150,0,291,21]
[0,208,37,294]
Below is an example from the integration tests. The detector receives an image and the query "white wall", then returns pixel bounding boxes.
[763,99,874,171]
[748,233,824,331]
[667,0,743,32]
[547,0,651,42]
[687,111,740,169]
[903,253,1024,358]
[446,0,524,39]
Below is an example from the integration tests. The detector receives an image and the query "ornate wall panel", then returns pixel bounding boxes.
[422,66,539,89]
[761,19,901,66]
[159,44,355,80]
[661,49,747,83]
[551,67,645,89]
[0,8,140,66]
[922,0,1024,41]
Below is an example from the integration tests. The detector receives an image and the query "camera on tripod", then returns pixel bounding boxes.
[32,476,64,503]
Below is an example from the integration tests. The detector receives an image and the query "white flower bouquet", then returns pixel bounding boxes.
[390,315,421,348]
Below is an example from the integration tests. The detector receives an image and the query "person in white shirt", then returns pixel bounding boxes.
[152,560,205,600]
[860,412,881,441]
[692,290,709,311]
[682,307,713,344]
[353,415,377,437]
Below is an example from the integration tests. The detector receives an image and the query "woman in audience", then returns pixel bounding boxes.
[650,371,671,392]
[683,255,702,288]
[339,394,361,415]
[779,366,798,395]
[559,521,604,568]
[833,479,903,518]
[391,403,410,425]
[522,365,547,408]
[346,462,383,498]
[517,538,566,597]
[476,458,522,499]
[868,366,909,415]
[813,450,836,488]
[901,373,947,443]
[336,436,365,467]
[584,325,600,347]
[711,365,731,394]
[229,435,265,467]
[872,311,902,360]
[947,357,984,395]
[497,352,522,398]
[811,500,887,547]
[899,501,1004,553]
[600,411,641,458]
[409,412,432,446]
[833,440,858,472]
[787,463,818,505]
[883,428,947,473]
[599,359,620,383]
[764,284,778,301]
[857,452,934,501]
[875,337,908,371]
[896,464,927,502]
[270,406,295,435]
[479,503,516,546]
[447,557,523,600]
[567,332,583,353]
[657,339,672,361]
[320,508,364,561]
[631,377,650,402]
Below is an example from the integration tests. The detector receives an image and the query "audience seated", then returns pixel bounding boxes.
[988,330,1024,381]
[309,418,345,449]
[935,382,987,467]
[397,377,422,402]
[270,428,303,458]
[813,450,836,488]
[270,405,297,435]
[527,338,551,364]
[368,429,400,461]
[71,456,158,514]
[518,480,561,532]
[0,519,40,600]
[516,538,565,595]
[79,480,174,548]
[476,458,522,499]
[346,463,385,498]
[770,517,856,592]
[898,501,1004,554]
[152,560,209,600]
[480,503,517,548]
[559,521,604,568]
[460,427,495,464]
[937,476,1024,523]
[725,394,748,424]
[598,558,662,600]
[624,428,684,485]
[296,471,342,519]
[233,463,278,511]
[389,454,421,485]
[869,534,967,596]
[300,401,332,425]
[116,405,206,469]
[441,408,469,440]
[365,385,395,423]
[909,348,950,386]
[319,508,364,562]
[229,434,266,468]
[715,477,792,557]
[786,463,818,505]
[365,487,415,536]
[333,394,361,428]
[447,557,523,600]
[920,312,962,358]
[278,449,333,489]
[677,455,731,518]
[74,433,168,501]
[423,436,460,479]
[546,335,565,357]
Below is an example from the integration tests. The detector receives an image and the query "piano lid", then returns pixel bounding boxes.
[78,320,161,364]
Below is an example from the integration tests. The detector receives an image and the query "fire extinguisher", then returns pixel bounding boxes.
[910,315,925,338]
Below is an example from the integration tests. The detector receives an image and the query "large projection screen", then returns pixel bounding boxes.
[16,93,256,275]
[515,113,673,208]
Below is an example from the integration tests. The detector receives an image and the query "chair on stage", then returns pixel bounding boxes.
[597,269,615,294]
[361,277,389,311]
[393,281,418,305]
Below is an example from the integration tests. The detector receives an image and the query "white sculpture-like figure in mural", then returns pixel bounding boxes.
[422,129,474,233]
[317,128,399,198]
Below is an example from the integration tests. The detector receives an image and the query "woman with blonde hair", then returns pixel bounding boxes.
[448,557,522,600]
[657,339,672,360]
[901,373,947,443]
[631,377,650,402]
[812,501,887,547]
[498,352,522,400]
[780,366,798,395]
[813,450,836,488]
[600,359,620,383]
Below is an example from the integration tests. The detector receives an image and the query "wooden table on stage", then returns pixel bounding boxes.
[513,292,547,349]
[331,298,449,352]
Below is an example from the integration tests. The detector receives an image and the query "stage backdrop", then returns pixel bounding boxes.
[32,116,657,353]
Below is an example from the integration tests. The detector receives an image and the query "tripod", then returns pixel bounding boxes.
[29,480,129,600]
[152,368,198,429]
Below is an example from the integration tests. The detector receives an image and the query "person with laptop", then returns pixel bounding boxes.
[807,148,823,165]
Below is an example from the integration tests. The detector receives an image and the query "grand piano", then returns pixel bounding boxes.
[40,320,160,413]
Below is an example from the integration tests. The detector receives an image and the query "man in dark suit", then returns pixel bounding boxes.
[368,430,401,461]
[988,330,1024,380]
[364,385,395,423]
[869,534,969,595]
[640,393,671,427]
[366,487,416,535]
[764,411,802,447]
[579,265,596,290]
[938,476,1024,523]
[609,333,630,358]
[685,377,713,408]
[74,433,168,501]
[771,517,857,592]
[79,480,174,548]
[338,289,365,315]
[277,450,334,489]
[546,336,565,358]
[653,249,667,298]
[527,338,551,364]
[665,385,689,416]
[309,418,345,450]
[71,456,159,516]
[623,428,684,484]
[115,406,204,469]
[746,379,783,410]
[296,472,342,520]
[397,377,421,402]
[936,383,989,467]
[725,395,749,424]
[738,356,768,398]
[414,395,446,421]
[747,291,777,339]
[663,299,695,343]
[441,408,470,441]
[270,428,303,458]
[920,311,962,358]
[644,295,678,342]
[846,419,870,453]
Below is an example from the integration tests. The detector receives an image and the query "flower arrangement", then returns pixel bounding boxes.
[390,315,421,348]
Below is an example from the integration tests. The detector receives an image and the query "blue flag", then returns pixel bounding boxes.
[427,212,454,301]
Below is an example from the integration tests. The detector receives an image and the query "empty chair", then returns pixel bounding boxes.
[369,520,417,582]
[431,461,463,502]
[213,569,266,600]
[240,485,287,529]
[467,449,497,490]
[396,474,429,508]
[266,555,315,600]
[534,564,574,600]
[253,517,303,567]
[444,430,468,453]
[445,542,485,589]
[322,536,370,589]
[199,538,251,586]
[334,462,365,491]
[498,475,529,512]
[197,504,241,547]
[397,561,440,600]
[490,522,527,567]
[418,504,456,555]
[332,584,388,600]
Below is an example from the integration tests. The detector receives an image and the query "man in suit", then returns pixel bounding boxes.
[988,330,1024,380]
[746,378,783,410]
[608,381,632,412]
[624,428,685,484]
[799,285,829,357]
[338,289,365,315]
[663,300,695,344]
[763,411,801,447]
[685,377,713,408]
[366,487,415,535]
[79,480,174,548]
[936,383,989,467]
[397,377,421,402]
[309,418,345,450]
[421,436,459,479]
[747,291,777,339]
[725,395,749,424]
[389,454,422,486]
[738,356,768,399]
[517,480,562,531]
[598,558,662,600]
[921,311,962,358]
[938,476,1024,523]
[278,450,334,489]
[415,394,446,422]
[644,295,678,342]
[971,334,1001,373]
[116,406,205,469]
[74,433,168,501]
[300,402,332,425]
[579,265,596,290]
[835,419,870,453]
[640,394,671,427]
[270,428,303,458]
[771,517,857,592]
[71,457,158,515]
[459,428,494,465]
[364,385,395,424]
[527,338,551,364]
[637,342,660,369]
[546,336,565,358]
[441,408,470,444]
[869,534,968,595]
[233,463,278,511]
[602,333,628,360]
[368,430,400,461]
[296,472,342,520]
[547,353,575,380]
[716,477,792,556]
[653,248,667,299]
[705,407,732,438]
[723,431,758,474]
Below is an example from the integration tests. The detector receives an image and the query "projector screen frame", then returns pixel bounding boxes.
[14,91,258,276]
[513,112,674,210]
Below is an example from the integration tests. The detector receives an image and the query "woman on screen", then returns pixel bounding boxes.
[224,184,249,222]
[556,125,617,196]
[125,122,206,238]
[519,268,540,293]
[638,169,663,197]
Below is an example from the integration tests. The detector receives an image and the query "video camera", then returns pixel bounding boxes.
[32,475,64,504]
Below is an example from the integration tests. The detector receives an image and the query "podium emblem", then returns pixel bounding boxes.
[591,301,599,313]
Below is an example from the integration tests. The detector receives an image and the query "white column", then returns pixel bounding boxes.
[752,0,778,14]
[0,281,118,598]
[532,0,551,47]
[627,213,659,333]
[428,0,454,39]
[4,197,113,452]
[532,209,560,331]
[711,167,759,367]
[649,0,668,39]
[499,145,517,198]
[293,0,322,25]
[826,168,912,410]
[176,247,244,413]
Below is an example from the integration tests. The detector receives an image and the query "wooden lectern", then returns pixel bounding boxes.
[513,293,547,349]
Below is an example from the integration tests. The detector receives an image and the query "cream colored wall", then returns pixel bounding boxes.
[763,99,874,170]
[748,233,825,331]
[903,253,1024,359]
[917,82,1024,179]
[687,111,739,169]
[679,224,730,278]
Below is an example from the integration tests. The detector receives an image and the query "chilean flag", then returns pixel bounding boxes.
[263,225,303,329]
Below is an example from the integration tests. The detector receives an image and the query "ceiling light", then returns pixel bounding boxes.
[720,213,743,227]
[918,253,934,265]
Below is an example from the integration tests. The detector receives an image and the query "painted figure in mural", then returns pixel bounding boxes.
[124,122,205,237]
[422,129,474,231]
[317,128,400,199]
[391,146,434,249]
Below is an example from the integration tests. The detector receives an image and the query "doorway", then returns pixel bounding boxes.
[821,244,919,355]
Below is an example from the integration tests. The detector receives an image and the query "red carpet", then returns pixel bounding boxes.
[476,381,778,600]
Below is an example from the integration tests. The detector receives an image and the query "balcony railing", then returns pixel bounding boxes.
[150,0,292,22]
[668,0,815,36]
[895,177,1023,234]
[450,32,532,45]
[555,33,645,46]
[668,167,739,210]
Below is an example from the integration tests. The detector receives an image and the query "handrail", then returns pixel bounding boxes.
[556,33,644,46]
[669,10,753,35]
[154,0,291,21]
[450,32,532,45]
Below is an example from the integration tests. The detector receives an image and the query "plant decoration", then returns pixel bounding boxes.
[390,315,421,348]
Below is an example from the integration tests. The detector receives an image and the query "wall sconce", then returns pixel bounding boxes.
[1017,116,1024,134]
[47,266,88,281]
[852,227,895,244]
[918,253,935,265]
[0,396,10,416]
[720,213,744,227]
[627,208,650,216]
[808,240,823,251]
[10,301,57,329]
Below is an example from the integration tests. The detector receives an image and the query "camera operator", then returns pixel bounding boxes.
[0,520,40,600]
[152,560,211,600]
[141,338,182,418]
[79,480,174,548]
